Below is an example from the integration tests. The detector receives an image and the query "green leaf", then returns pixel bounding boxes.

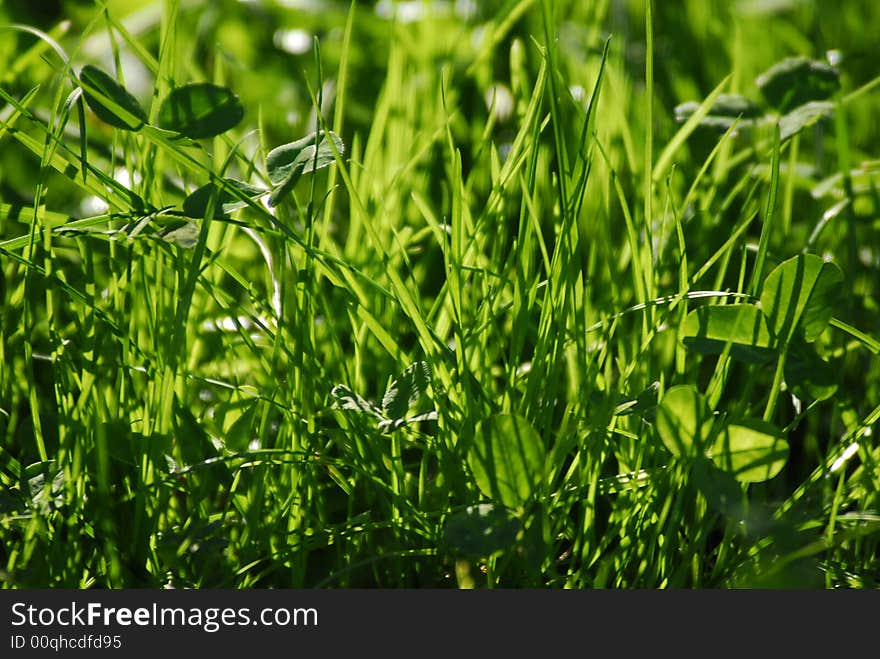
[759,254,844,344]
[707,93,763,118]
[468,414,544,508]
[756,56,840,113]
[778,101,834,142]
[655,385,714,459]
[443,504,521,558]
[330,384,382,418]
[682,304,776,363]
[692,458,745,517]
[381,361,431,421]
[710,420,789,482]
[674,93,762,132]
[157,82,244,139]
[155,220,200,248]
[79,65,148,131]
[266,131,344,207]
[785,343,839,402]
[27,462,66,514]
[182,179,266,218]
[613,381,659,421]
[377,410,438,433]
[224,400,259,452]
[172,395,222,468]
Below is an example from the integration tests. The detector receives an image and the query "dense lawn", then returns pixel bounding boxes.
[1,0,878,588]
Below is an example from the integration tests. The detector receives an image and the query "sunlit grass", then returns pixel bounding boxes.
[1,0,878,589]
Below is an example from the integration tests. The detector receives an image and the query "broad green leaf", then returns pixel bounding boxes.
[692,457,744,517]
[613,381,659,422]
[443,504,520,558]
[682,304,776,363]
[26,462,66,514]
[224,400,259,452]
[655,385,714,459]
[266,131,344,207]
[269,131,344,181]
[760,254,844,344]
[382,361,431,421]
[812,167,880,201]
[377,410,438,433]
[79,64,148,131]
[674,93,762,132]
[157,82,244,139]
[330,384,382,417]
[779,101,834,142]
[785,343,838,402]
[183,179,266,218]
[468,414,544,508]
[705,93,763,118]
[710,420,789,482]
[172,395,222,468]
[156,220,199,248]
[111,210,202,248]
[756,56,840,113]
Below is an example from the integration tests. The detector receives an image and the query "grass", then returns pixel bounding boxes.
[1,0,878,589]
